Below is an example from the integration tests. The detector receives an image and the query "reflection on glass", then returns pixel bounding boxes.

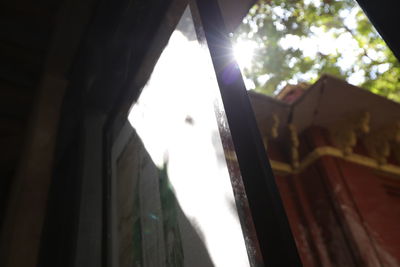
[118,7,250,267]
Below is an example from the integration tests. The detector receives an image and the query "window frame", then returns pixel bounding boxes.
[103,0,302,266]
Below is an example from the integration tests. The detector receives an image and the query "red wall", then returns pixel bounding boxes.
[272,127,400,267]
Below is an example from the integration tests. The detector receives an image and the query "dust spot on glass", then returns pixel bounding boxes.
[185,115,194,125]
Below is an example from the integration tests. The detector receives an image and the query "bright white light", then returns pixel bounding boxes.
[128,25,250,267]
[257,73,271,85]
[304,0,321,6]
[233,40,257,70]
[348,69,366,84]
[377,63,390,73]
[233,40,257,89]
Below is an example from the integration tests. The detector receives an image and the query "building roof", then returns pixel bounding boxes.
[249,74,400,135]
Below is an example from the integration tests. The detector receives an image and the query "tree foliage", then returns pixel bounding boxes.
[235,0,400,102]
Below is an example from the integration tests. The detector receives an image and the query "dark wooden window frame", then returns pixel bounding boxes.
[189,1,301,266]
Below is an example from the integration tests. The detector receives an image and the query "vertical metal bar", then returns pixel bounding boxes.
[190,0,303,266]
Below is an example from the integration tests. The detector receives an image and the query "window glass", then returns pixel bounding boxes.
[117,7,252,267]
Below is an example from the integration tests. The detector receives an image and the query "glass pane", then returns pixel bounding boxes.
[115,7,254,267]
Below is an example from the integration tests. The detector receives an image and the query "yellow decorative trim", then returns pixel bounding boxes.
[223,142,400,178]
[364,121,400,165]
[260,114,280,149]
[330,111,370,156]
[270,160,292,175]
[270,146,400,177]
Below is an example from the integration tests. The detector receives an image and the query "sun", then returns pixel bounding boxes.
[233,40,257,70]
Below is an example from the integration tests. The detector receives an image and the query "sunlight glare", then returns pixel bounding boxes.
[128,17,250,266]
[233,40,257,70]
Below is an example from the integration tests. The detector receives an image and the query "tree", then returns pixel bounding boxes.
[234,0,400,102]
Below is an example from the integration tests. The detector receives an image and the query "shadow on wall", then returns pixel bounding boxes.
[116,125,214,267]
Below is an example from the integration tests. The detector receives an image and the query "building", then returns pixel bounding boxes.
[250,75,400,266]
